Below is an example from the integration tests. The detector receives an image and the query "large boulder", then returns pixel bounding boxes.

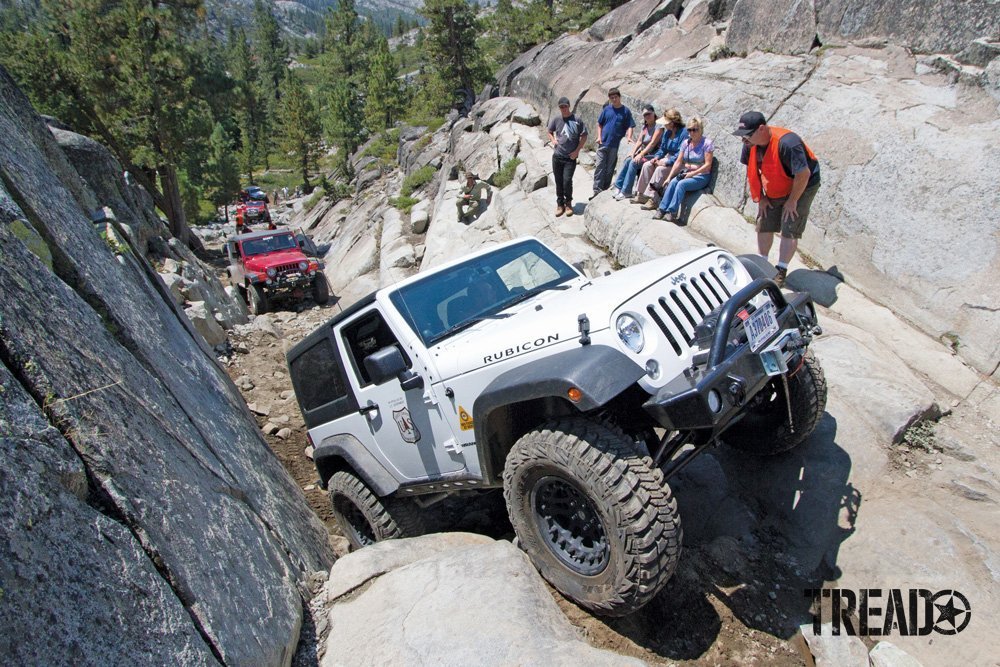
[0,66,334,664]
[726,0,818,55]
[816,0,1000,54]
[320,535,645,666]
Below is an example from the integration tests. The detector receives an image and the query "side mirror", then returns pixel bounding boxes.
[364,346,424,391]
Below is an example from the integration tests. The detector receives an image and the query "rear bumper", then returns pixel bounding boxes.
[642,279,817,435]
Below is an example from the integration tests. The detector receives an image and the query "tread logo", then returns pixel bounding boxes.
[806,588,971,636]
[458,406,474,431]
[392,408,421,444]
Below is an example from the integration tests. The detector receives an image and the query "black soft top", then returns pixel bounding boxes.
[286,292,378,363]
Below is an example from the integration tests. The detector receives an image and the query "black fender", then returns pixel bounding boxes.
[313,433,400,496]
[472,345,646,483]
[738,254,778,282]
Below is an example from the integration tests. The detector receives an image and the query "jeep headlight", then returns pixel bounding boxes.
[266,267,277,278]
[298,261,308,272]
[717,254,737,284]
[616,314,644,353]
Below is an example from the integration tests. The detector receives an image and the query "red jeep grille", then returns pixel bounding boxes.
[275,262,301,275]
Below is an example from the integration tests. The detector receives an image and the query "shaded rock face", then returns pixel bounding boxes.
[0,66,334,664]
[496,5,1000,376]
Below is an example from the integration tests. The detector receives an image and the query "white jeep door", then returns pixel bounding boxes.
[336,305,466,481]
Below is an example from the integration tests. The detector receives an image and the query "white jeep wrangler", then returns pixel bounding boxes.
[287,237,825,616]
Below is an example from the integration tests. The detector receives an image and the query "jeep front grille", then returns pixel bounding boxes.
[645,269,732,355]
[275,262,301,275]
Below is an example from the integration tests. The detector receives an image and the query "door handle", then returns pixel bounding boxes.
[359,403,378,416]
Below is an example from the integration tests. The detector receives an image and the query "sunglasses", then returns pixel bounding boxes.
[687,127,701,131]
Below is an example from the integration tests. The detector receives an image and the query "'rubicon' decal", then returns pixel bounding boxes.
[392,408,421,443]
[483,334,560,365]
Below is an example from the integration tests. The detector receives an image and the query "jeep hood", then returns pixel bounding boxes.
[430,248,717,379]
[244,248,307,270]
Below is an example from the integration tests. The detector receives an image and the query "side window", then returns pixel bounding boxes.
[342,310,410,386]
[289,333,359,427]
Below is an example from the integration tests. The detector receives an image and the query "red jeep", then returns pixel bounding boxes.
[235,198,273,233]
[226,229,330,314]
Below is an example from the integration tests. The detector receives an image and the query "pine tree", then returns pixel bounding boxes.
[278,74,322,189]
[364,35,404,132]
[205,123,241,220]
[322,0,365,85]
[6,0,214,244]
[325,78,365,168]
[420,0,487,111]
[253,0,289,167]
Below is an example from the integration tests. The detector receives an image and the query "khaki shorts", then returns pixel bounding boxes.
[756,183,819,239]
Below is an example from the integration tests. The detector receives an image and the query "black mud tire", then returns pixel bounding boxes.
[312,272,330,305]
[248,283,269,315]
[329,471,426,551]
[503,417,681,617]
[723,349,827,455]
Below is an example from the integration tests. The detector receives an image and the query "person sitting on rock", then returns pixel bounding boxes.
[651,116,714,222]
[633,108,688,206]
[610,105,663,201]
[456,172,491,223]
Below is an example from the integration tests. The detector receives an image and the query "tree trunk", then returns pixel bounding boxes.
[157,163,190,245]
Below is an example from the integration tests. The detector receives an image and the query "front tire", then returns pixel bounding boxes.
[312,272,330,305]
[248,283,269,315]
[329,471,426,550]
[503,417,681,616]
[723,349,827,455]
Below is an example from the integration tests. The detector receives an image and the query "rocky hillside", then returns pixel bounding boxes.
[0,66,335,664]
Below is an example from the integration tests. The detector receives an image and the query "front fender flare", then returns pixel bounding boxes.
[472,345,645,481]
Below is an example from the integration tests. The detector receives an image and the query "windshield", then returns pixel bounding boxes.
[389,239,579,346]
[241,234,297,256]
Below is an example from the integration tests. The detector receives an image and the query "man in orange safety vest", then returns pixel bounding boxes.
[734,111,820,288]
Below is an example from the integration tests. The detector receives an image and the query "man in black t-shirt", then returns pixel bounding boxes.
[547,97,588,218]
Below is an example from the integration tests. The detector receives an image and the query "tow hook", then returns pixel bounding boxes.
[727,376,747,406]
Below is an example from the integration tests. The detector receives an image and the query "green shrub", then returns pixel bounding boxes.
[389,195,419,213]
[401,165,437,196]
[360,129,400,163]
[413,134,433,152]
[493,157,522,189]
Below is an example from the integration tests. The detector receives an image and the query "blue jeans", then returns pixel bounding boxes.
[658,172,711,214]
[613,157,644,195]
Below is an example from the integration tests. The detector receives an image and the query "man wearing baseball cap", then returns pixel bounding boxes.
[735,111,820,288]
[547,97,588,217]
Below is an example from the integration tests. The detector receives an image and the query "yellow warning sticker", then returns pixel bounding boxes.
[458,406,475,431]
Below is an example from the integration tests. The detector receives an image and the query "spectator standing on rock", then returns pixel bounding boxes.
[633,108,688,205]
[610,105,662,201]
[591,88,635,199]
[547,97,588,218]
[734,111,821,288]
[456,172,491,223]
[650,116,714,222]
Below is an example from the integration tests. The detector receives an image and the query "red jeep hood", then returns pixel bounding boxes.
[244,248,308,271]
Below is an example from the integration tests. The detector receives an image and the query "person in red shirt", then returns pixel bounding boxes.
[734,111,821,288]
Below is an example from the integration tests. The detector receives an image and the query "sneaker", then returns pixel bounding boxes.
[641,200,658,211]
[664,211,677,222]
[565,206,574,217]
[612,191,626,201]
[632,195,648,205]
[774,266,787,288]
[652,211,666,220]
[555,205,565,217]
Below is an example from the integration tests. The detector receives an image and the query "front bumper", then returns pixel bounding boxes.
[251,271,316,291]
[642,279,817,436]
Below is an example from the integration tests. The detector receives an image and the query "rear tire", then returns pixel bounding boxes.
[503,417,681,616]
[312,272,330,305]
[722,349,827,455]
[248,283,268,315]
[329,471,426,550]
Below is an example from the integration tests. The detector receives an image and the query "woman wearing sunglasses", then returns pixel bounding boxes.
[652,116,713,222]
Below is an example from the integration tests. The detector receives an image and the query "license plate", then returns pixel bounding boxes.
[746,302,779,351]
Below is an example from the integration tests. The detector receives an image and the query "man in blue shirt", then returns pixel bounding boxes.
[591,88,634,199]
